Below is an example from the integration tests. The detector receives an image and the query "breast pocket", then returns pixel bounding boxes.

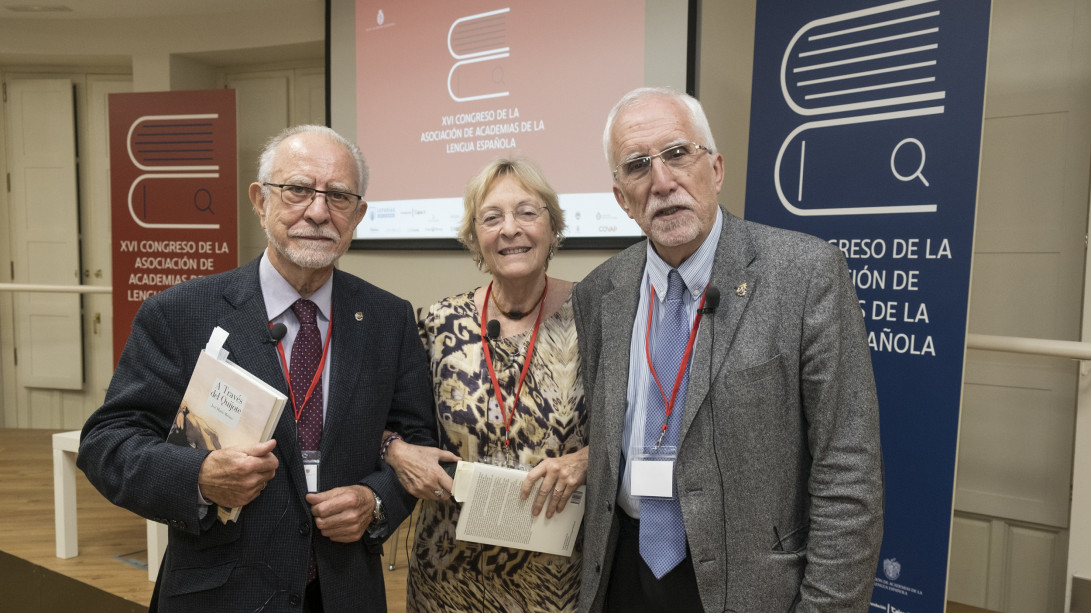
[719,355,788,419]
[347,371,399,437]
[354,371,395,405]
[711,355,794,465]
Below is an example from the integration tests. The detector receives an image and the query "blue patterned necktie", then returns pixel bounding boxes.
[640,269,690,579]
[291,299,324,452]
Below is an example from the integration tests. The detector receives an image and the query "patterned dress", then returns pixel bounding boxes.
[408,289,587,612]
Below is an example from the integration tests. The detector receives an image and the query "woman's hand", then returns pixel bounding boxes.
[385,438,461,501]
[521,446,589,518]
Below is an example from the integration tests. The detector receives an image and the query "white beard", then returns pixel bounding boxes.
[644,193,702,248]
[265,226,342,269]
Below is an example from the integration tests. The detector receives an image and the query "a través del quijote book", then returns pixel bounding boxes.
[166,328,287,523]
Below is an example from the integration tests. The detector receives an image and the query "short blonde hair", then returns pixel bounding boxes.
[458,158,566,272]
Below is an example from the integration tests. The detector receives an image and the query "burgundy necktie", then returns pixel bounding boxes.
[290,299,324,451]
[291,299,323,585]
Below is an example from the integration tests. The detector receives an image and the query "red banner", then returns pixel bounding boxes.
[109,90,237,364]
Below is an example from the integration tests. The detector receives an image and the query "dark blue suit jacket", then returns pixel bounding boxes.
[78,258,437,612]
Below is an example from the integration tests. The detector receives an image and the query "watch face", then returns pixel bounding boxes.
[372,496,386,522]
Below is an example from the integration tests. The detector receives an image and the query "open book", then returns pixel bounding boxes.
[166,328,287,523]
[451,461,585,556]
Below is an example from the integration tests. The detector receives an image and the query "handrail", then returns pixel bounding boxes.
[0,285,1086,360]
[0,283,111,294]
[966,333,1091,361]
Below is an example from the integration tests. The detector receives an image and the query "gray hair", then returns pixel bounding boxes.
[601,87,717,171]
[458,157,565,273]
[257,125,369,197]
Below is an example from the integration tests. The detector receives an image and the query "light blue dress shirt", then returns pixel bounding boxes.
[618,209,723,519]
[259,250,333,419]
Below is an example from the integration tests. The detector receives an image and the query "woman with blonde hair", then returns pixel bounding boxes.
[384,157,587,612]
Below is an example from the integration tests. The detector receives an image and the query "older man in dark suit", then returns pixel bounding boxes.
[78,125,436,612]
[573,88,884,612]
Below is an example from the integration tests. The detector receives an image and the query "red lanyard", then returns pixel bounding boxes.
[272,307,333,422]
[644,282,708,446]
[481,278,548,447]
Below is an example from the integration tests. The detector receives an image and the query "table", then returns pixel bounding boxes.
[52,430,168,581]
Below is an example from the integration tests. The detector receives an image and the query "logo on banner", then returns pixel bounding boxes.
[773,0,946,217]
[747,0,991,609]
[124,114,223,230]
[883,557,903,581]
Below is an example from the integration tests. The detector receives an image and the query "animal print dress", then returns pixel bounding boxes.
[408,290,587,612]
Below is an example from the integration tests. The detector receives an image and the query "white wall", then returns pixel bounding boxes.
[0,7,334,427]
[0,2,757,393]
[1070,1,1091,602]
[3,1,759,300]
[0,8,322,70]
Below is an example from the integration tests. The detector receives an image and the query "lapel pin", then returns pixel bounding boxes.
[355,312,364,321]
[736,283,748,297]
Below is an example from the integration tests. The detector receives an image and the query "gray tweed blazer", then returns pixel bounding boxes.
[573,210,884,612]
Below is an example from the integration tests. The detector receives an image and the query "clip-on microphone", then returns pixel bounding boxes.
[265,322,288,345]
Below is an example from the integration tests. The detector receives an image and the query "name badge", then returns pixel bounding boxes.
[302,450,321,493]
[631,446,676,498]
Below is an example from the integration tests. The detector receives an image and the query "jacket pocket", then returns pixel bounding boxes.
[771,521,809,554]
[722,354,784,388]
[188,517,242,551]
[162,559,234,596]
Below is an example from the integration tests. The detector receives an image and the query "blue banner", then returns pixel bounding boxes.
[743,1,991,611]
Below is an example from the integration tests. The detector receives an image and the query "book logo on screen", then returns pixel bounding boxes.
[883,557,902,581]
[448,8,510,102]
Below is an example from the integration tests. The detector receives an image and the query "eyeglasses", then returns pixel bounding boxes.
[263,182,362,213]
[475,204,547,231]
[613,142,712,185]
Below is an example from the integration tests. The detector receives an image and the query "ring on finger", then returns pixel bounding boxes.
[553,488,564,497]
[433,489,444,498]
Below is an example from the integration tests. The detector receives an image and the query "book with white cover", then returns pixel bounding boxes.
[451,461,585,556]
[166,330,287,523]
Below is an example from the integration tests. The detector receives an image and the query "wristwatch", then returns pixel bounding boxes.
[371,490,387,524]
